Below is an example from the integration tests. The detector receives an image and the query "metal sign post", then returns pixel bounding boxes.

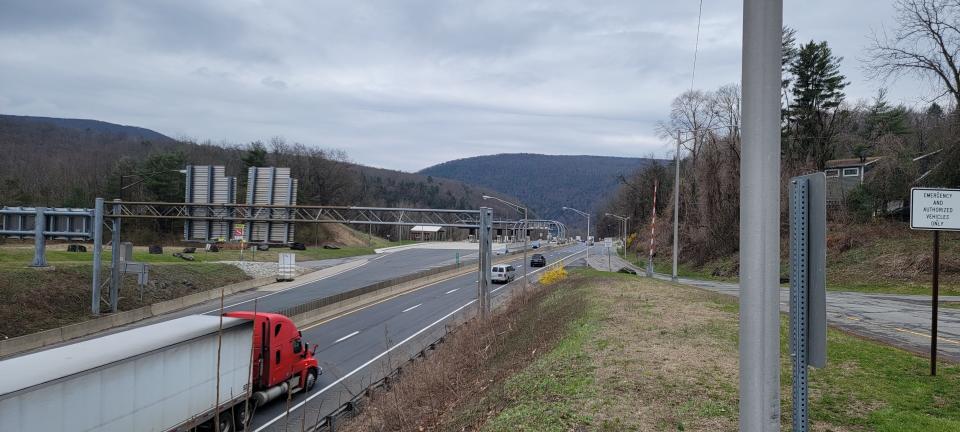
[909,187,960,376]
[605,238,613,271]
[789,174,828,432]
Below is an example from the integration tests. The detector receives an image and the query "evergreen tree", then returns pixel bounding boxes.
[785,40,849,170]
[864,88,909,139]
[137,151,186,202]
[241,141,268,169]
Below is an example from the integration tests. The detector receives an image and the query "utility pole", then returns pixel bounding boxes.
[605,213,629,260]
[740,0,783,430]
[477,207,493,318]
[672,129,682,282]
[483,195,528,293]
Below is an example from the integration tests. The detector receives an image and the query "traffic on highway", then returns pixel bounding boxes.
[0,241,585,432]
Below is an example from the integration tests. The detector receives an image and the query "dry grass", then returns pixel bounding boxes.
[340,271,590,432]
[342,269,960,432]
[583,271,740,431]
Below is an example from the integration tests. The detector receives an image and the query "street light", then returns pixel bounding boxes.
[118,169,188,201]
[562,206,591,257]
[605,213,629,260]
[482,195,528,293]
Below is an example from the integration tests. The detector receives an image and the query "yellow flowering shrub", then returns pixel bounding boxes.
[539,266,568,286]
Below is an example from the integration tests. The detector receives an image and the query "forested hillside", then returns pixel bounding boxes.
[419,154,662,226]
[0,115,518,224]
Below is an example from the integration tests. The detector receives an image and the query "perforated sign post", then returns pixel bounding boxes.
[789,173,827,432]
[910,187,960,376]
[604,238,613,271]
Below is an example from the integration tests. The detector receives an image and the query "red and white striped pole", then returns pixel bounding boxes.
[647,180,658,277]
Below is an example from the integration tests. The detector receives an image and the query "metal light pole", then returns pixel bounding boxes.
[741,0,783,430]
[483,195,528,293]
[562,206,591,257]
[605,213,629,260]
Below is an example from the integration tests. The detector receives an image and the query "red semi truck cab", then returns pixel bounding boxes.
[224,311,321,407]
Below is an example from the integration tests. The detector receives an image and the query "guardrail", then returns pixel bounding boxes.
[304,247,588,432]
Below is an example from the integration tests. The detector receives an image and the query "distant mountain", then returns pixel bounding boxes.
[419,153,664,225]
[0,114,174,143]
[0,115,518,225]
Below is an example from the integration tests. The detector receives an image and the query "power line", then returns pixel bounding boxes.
[690,0,704,91]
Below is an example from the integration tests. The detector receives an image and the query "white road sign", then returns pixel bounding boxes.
[911,188,960,231]
[604,238,613,248]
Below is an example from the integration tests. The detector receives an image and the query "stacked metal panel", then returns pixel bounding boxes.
[0,207,91,240]
[183,165,237,242]
[246,167,298,244]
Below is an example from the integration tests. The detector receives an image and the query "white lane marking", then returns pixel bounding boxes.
[253,299,478,432]
[402,303,422,313]
[334,331,359,343]
[333,330,360,343]
[202,259,368,314]
[445,288,459,294]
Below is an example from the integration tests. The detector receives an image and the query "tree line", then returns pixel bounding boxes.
[601,0,960,265]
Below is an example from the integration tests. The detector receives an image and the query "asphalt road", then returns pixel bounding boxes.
[582,245,960,363]
[669,275,960,363]
[214,248,478,315]
[248,244,585,431]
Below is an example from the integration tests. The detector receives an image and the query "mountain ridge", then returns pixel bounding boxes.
[419,153,665,226]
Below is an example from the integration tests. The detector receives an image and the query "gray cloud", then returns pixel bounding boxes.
[0,0,930,170]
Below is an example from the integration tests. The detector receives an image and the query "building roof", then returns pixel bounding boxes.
[410,225,443,233]
[824,157,883,169]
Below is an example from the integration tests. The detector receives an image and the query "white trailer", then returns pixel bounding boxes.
[0,315,254,432]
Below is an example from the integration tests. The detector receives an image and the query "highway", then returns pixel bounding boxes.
[247,244,583,431]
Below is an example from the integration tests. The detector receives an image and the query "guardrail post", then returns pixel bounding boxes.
[92,198,104,315]
[29,207,47,267]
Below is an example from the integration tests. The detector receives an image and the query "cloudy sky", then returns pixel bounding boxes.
[0,1,934,171]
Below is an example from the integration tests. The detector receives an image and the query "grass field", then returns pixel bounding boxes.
[630,223,960,296]
[344,269,960,431]
[0,242,411,268]
[0,262,250,338]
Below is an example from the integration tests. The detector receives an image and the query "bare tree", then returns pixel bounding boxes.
[866,0,960,108]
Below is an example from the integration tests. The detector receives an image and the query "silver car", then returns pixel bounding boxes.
[491,265,517,284]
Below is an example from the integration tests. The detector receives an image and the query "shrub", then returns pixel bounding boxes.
[539,267,568,286]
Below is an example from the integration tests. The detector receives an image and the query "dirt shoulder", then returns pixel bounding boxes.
[344,269,960,431]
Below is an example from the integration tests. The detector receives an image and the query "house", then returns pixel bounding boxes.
[823,149,943,212]
[824,157,882,205]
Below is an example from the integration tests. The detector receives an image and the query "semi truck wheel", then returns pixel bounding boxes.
[217,413,236,432]
[305,369,318,392]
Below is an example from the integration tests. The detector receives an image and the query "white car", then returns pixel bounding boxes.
[491,265,517,284]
